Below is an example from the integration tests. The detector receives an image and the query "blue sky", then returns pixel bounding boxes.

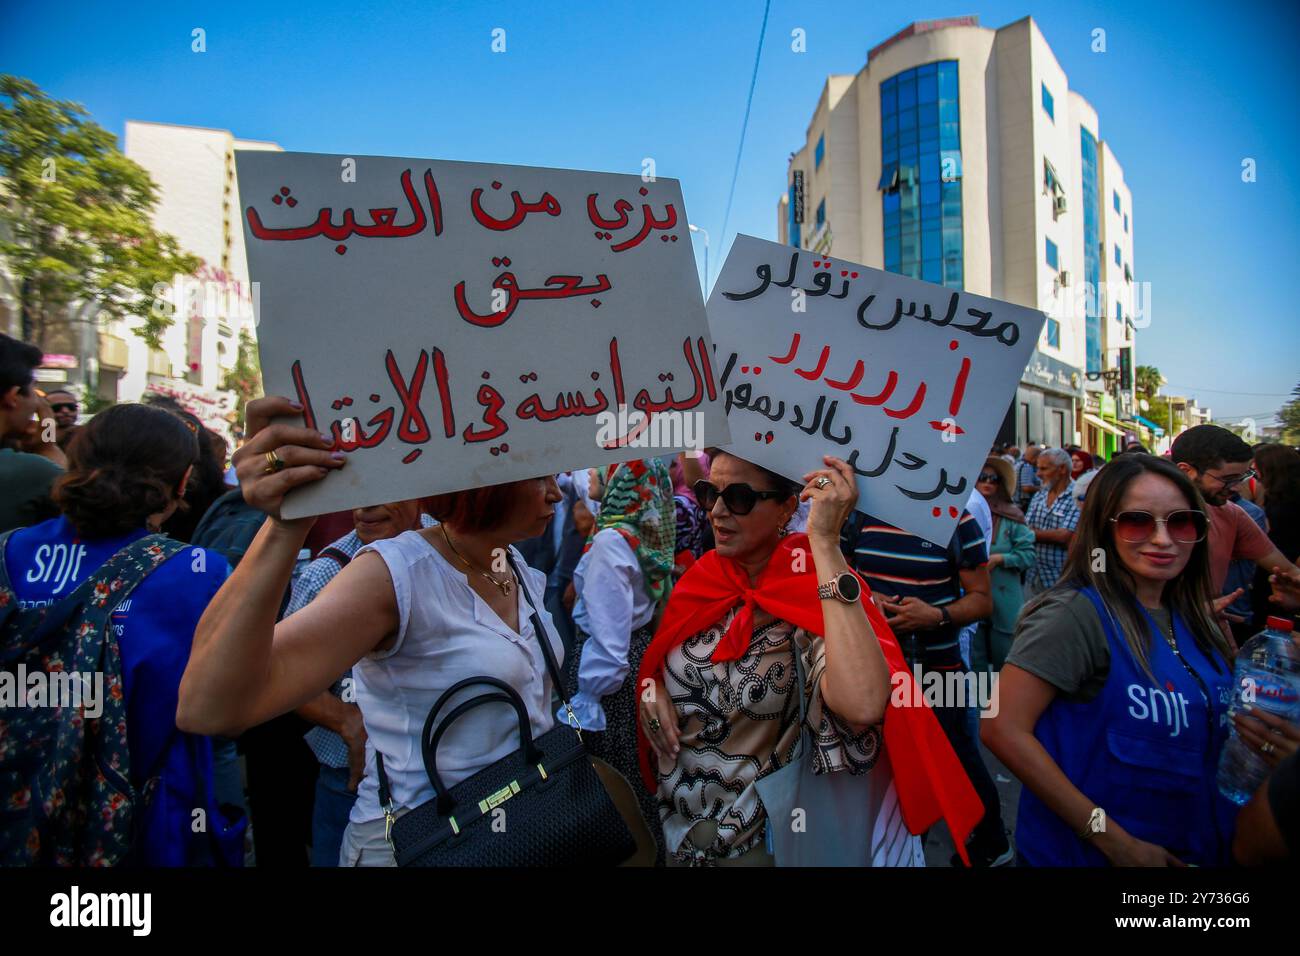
[4,0,1297,423]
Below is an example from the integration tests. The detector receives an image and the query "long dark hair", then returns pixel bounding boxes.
[1026,453,1231,681]
[1254,444,1300,525]
[53,404,199,538]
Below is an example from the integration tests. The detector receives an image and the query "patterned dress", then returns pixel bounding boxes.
[654,607,882,865]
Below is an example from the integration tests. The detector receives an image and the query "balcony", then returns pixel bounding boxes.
[98,333,129,370]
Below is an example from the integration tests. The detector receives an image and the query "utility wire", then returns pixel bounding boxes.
[716,0,772,287]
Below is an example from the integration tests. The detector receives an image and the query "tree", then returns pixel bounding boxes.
[1135,364,1163,402]
[0,75,200,351]
[220,328,263,425]
[1278,382,1300,445]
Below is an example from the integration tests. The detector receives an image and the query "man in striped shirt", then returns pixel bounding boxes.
[843,510,1010,866]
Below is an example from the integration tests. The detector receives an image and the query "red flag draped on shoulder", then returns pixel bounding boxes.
[635,532,983,864]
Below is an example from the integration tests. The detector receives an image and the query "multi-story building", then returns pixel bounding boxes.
[108,120,282,434]
[777,16,1141,456]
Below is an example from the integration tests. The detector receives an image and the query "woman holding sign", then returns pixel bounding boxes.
[177,396,568,866]
[636,451,982,866]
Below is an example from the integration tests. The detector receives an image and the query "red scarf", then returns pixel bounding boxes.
[635,533,983,863]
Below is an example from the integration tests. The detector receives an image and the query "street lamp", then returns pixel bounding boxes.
[688,224,709,296]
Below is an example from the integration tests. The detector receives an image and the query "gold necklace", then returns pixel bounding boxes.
[440,524,513,597]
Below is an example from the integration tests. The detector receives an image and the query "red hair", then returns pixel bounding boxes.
[424,479,531,534]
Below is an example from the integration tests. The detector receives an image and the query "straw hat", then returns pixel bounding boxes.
[980,456,1016,502]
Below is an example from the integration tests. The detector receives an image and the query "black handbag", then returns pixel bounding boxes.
[375,552,639,866]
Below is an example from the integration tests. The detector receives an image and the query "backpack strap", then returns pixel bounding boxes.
[317,545,353,569]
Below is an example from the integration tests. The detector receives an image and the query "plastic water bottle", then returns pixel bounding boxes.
[1216,616,1300,805]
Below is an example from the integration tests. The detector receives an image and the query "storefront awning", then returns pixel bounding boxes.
[1133,414,1165,437]
[1083,412,1125,438]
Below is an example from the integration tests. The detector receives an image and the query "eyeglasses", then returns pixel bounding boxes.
[693,479,788,516]
[50,403,78,413]
[1206,468,1255,489]
[1110,510,1207,544]
[976,472,999,483]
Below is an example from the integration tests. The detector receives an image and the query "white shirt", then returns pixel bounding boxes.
[348,531,562,826]
[966,486,993,548]
[568,528,656,730]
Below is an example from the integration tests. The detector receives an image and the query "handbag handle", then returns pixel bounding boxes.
[422,686,541,816]
[375,548,573,813]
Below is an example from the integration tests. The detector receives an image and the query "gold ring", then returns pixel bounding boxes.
[1261,741,1275,755]
[648,717,661,732]
[263,451,286,474]
[816,476,831,489]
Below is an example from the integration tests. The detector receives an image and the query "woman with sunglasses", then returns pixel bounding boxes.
[633,452,983,866]
[982,454,1238,866]
[563,458,675,858]
[972,457,1036,673]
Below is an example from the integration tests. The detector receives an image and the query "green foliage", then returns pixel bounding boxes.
[0,75,200,350]
[1134,364,1163,401]
[1278,382,1300,445]
[220,328,262,425]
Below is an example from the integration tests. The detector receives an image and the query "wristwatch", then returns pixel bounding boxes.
[817,571,862,604]
[938,606,952,628]
[1078,807,1106,839]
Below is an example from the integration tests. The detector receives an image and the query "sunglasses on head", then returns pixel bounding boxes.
[1109,510,1207,544]
[693,479,787,516]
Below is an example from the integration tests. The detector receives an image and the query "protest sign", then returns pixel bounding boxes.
[707,235,1045,545]
[236,151,729,519]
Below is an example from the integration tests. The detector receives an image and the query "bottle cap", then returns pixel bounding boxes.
[1266,616,1295,633]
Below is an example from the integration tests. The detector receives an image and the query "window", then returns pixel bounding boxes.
[816,199,825,228]
[1041,83,1054,121]
[878,162,899,191]
[815,134,825,170]
[1116,302,1123,324]
[1080,128,1102,375]
[1045,238,1058,271]
[1114,243,1122,267]
[881,60,963,289]
[1113,190,1121,214]
[1124,213,1128,233]
[1046,317,1061,349]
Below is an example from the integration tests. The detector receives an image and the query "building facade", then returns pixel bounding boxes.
[112,121,282,436]
[777,16,1142,456]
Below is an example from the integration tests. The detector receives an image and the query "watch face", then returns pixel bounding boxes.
[837,572,862,602]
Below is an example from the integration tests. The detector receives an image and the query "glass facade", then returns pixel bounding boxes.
[816,198,825,228]
[1045,237,1058,270]
[815,134,825,169]
[880,60,963,287]
[1080,127,1102,374]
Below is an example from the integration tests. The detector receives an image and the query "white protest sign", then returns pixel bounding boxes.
[236,151,729,519]
[707,235,1044,545]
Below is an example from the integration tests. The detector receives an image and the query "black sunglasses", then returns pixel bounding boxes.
[50,402,78,413]
[976,472,999,483]
[694,479,788,516]
[1110,510,1207,544]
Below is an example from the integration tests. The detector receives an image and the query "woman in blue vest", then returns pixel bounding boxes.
[982,454,1238,866]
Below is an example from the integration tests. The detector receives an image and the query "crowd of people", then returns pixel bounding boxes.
[2,330,1298,867]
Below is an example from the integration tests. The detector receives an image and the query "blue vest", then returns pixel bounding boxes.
[1016,587,1237,866]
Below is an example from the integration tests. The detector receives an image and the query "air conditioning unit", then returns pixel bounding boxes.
[1059,270,1070,287]
[1053,195,1068,216]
